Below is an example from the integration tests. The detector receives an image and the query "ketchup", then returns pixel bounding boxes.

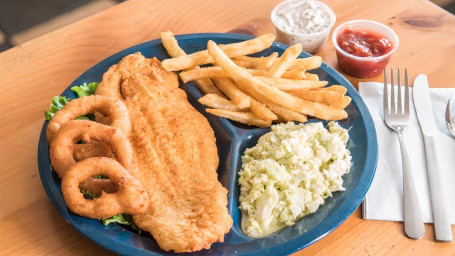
[335,28,394,78]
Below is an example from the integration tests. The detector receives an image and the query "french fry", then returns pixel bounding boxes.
[180,67,226,83]
[161,31,186,57]
[281,68,306,80]
[258,77,328,90]
[250,98,277,121]
[162,33,276,71]
[180,66,309,83]
[232,59,252,69]
[232,60,251,69]
[160,31,224,96]
[191,78,226,96]
[303,73,319,81]
[207,40,347,121]
[162,32,349,127]
[266,102,307,123]
[234,52,279,70]
[250,69,310,80]
[212,77,251,109]
[254,69,307,80]
[206,108,272,127]
[341,96,352,108]
[198,94,241,111]
[267,44,302,78]
[287,56,323,71]
[318,85,347,95]
[290,89,346,109]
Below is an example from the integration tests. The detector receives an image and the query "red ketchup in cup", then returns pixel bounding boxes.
[332,20,399,79]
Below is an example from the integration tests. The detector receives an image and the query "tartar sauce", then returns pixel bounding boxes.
[274,0,331,34]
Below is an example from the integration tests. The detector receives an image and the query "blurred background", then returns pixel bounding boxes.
[0,0,453,52]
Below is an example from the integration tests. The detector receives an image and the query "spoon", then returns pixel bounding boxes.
[445,93,455,137]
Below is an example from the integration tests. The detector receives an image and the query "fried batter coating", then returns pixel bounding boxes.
[96,53,232,252]
[95,54,179,100]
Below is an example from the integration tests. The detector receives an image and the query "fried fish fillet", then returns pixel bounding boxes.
[96,53,232,252]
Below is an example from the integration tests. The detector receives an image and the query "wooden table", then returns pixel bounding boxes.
[1,0,454,255]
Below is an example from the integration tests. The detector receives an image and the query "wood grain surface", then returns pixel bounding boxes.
[0,0,454,255]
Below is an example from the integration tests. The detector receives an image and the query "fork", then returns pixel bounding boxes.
[383,67,425,239]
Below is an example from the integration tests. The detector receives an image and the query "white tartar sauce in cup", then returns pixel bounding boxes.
[271,0,336,53]
[274,0,331,34]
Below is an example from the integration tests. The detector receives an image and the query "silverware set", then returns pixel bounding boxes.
[383,68,453,242]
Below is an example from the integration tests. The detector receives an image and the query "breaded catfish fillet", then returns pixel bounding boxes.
[96,53,232,252]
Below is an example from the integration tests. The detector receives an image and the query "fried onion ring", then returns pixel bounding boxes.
[46,95,131,143]
[62,157,149,219]
[49,120,134,178]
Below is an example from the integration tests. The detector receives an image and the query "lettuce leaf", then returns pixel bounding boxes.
[44,96,91,121]
[71,82,99,98]
[44,96,72,120]
[93,174,108,179]
[45,82,99,120]
[102,214,141,233]
[81,188,100,199]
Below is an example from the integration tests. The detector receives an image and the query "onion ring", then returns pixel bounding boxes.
[49,120,134,178]
[46,95,131,143]
[62,157,149,219]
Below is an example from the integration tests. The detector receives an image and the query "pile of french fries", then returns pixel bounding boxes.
[160,32,350,127]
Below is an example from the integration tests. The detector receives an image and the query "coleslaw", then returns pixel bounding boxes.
[238,121,351,237]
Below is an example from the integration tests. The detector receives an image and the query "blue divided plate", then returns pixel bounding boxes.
[38,33,378,256]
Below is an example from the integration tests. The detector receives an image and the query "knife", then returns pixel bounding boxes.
[413,74,453,242]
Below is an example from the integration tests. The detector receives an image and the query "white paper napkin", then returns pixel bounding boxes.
[359,82,455,224]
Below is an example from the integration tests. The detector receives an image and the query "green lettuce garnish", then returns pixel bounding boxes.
[71,82,99,97]
[93,174,108,179]
[81,188,100,199]
[44,82,99,120]
[44,96,72,120]
[102,214,141,233]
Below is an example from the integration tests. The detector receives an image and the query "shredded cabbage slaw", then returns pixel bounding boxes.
[238,121,351,238]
